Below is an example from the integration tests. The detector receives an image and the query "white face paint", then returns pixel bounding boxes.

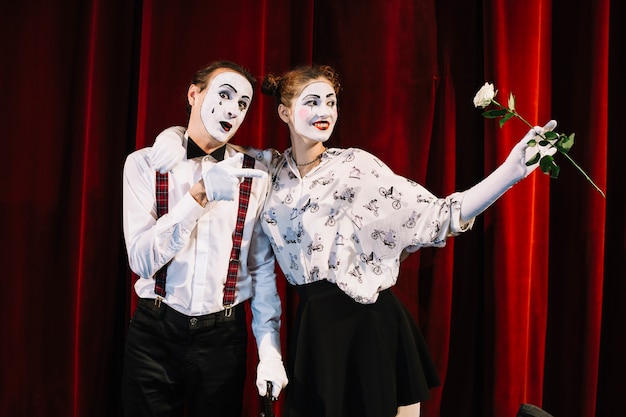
[292,81,337,142]
[200,71,253,143]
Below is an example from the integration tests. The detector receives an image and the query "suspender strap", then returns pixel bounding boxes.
[223,153,256,312]
[154,153,256,309]
[154,171,169,298]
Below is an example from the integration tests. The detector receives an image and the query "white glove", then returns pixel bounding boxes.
[460,120,557,221]
[150,126,186,173]
[506,120,558,180]
[202,153,267,201]
[256,333,288,399]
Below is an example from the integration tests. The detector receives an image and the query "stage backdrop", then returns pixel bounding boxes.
[1,1,623,416]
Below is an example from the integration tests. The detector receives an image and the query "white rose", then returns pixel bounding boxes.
[473,82,496,108]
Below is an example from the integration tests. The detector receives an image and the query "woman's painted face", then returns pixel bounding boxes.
[292,81,337,142]
[200,71,253,143]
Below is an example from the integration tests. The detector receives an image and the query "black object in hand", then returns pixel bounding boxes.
[260,381,275,417]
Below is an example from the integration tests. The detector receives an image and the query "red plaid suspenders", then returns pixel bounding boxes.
[223,154,255,315]
[153,153,256,312]
[154,171,169,299]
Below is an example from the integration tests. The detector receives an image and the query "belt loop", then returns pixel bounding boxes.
[224,305,233,318]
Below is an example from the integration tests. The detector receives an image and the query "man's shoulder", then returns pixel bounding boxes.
[123,147,155,180]
[125,147,152,164]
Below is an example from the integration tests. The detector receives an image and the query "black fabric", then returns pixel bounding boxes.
[284,280,440,417]
[186,135,226,161]
[121,299,248,417]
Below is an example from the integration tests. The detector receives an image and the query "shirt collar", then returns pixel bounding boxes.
[187,136,226,161]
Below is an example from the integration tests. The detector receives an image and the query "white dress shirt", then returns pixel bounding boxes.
[123,133,281,342]
[261,147,475,304]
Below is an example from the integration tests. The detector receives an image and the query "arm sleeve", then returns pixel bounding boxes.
[122,150,205,279]
[247,155,283,356]
[352,150,474,258]
[249,207,282,352]
[459,162,520,222]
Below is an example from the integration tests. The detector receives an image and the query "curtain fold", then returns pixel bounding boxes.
[543,1,610,416]
[482,1,555,415]
[0,1,620,416]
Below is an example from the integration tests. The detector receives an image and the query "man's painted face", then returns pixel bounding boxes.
[200,71,253,143]
[292,81,337,142]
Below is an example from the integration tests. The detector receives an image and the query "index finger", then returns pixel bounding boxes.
[230,168,268,179]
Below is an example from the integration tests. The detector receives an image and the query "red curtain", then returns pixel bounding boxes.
[1,1,622,416]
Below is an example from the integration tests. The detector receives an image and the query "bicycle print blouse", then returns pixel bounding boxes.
[261,147,474,304]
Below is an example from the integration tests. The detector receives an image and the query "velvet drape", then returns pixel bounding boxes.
[1,1,622,416]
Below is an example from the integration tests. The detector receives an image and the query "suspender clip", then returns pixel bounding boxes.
[224,305,233,318]
[154,296,162,308]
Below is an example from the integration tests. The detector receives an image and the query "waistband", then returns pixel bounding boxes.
[295,279,391,303]
[137,298,244,330]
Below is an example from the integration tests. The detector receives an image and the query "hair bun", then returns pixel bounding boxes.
[261,74,280,96]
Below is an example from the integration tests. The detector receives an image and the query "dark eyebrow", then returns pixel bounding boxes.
[302,93,336,100]
[220,83,237,92]
[220,83,251,101]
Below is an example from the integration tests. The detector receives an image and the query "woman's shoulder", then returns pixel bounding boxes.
[229,144,281,170]
[325,147,387,166]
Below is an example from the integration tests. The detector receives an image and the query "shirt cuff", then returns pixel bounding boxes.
[167,192,206,230]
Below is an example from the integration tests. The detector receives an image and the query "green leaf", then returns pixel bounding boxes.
[555,133,575,154]
[543,131,558,140]
[525,152,540,166]
[539,155,560,178]
[482,109,508,118]
[499,112,515,128]
[527,138,537,147]
[538,140,551,146]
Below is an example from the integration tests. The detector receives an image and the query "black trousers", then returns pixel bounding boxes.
[121,299,248,417]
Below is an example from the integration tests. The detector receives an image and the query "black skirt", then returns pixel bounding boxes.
[284,280,440,417]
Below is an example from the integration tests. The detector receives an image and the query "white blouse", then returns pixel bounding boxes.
[261,147,475,304]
